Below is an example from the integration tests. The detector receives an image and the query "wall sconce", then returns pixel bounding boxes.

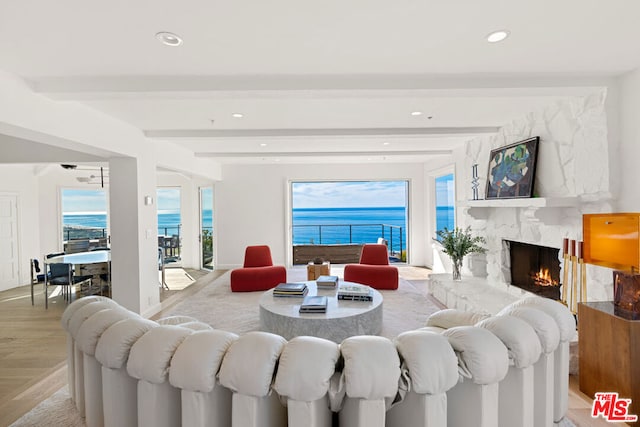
[144,196,154,206]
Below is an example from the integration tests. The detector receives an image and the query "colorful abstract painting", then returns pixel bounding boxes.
[485,136,539,199]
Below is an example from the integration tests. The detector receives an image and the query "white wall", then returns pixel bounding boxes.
[215,162,426,269]
[0,165,39,290]
[619,67,640,212]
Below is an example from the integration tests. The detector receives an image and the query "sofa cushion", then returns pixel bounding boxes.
[509,297,576,342]
[169,330,239,392]
[443,326,509,385]
[75,307,135,355]
[394,330,458,395]
[95,317,157,369]
[340,336,401,400]
[497,306,560,354]
[274,336,340,402]
[61,296,114,331]
[218,331,287,397]
[68,301,116,338]
[476,315,542,369]
[127,325,192,384]
[426,308,489,329]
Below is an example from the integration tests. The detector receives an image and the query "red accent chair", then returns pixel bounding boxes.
[230,245,287,292]
[344,244,398,290]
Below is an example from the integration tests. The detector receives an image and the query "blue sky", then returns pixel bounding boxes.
[63,182,406,213]
[61,189,107,214]
[156,188,181,213]
[292,181,407,209]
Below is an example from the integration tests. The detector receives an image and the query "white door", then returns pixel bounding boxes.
[0,195,20,290]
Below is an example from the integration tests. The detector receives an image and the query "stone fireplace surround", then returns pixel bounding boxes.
[430,91,617,316]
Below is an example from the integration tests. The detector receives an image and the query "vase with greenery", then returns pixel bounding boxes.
[436,227,487,280]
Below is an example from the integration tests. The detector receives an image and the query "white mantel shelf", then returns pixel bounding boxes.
[458,197,580,223]
[457,196,580,208]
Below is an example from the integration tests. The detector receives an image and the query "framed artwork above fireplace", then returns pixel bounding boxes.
[486,136,539,199]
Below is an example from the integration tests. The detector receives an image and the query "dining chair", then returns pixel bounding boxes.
[45,252,93,307]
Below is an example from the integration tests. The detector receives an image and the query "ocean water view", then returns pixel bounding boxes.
[63,210,213,240]
[64,207,408,252]
[292,207,407,253]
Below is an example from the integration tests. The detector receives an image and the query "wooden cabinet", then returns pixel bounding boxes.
[583,213,640,270]
[578,302,640,423]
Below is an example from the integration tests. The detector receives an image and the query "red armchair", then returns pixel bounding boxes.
[344,244,398,290]
[230,245,287,292]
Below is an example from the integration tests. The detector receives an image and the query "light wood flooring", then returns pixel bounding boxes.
[0,266,627,427]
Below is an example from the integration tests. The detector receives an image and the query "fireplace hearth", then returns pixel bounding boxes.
[507,240,561,300]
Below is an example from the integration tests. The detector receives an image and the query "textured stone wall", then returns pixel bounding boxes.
[461,90,614,302]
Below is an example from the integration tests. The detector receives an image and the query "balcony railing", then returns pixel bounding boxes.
[63,225,183,259]
[292,223,404,259]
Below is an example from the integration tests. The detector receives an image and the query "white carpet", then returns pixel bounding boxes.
[163,268,442,339]
[11,386,83,427]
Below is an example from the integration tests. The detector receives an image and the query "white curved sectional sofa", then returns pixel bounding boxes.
[61,294,574,427]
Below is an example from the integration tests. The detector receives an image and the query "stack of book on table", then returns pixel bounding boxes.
[316,275,339,288]
[299,295,328,313]
[273,282,308,297]
[337,283,373,301]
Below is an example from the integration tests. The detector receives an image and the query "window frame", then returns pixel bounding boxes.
[428,165,456,243]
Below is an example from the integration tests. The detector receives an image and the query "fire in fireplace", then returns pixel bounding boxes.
[507,240,561,300]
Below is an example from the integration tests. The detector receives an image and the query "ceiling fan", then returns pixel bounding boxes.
[60,164,109,187]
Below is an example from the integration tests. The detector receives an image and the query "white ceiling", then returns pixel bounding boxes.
[1,0,638,164]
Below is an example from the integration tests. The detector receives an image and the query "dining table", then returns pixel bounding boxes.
[40,250,111,309]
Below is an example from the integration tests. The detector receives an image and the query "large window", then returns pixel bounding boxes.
[435,173,455,239]
[291,181,408,261]
[61,188,108,242]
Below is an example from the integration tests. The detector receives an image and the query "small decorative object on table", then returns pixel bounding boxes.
[436,227,487,281]
[307,260,331,280]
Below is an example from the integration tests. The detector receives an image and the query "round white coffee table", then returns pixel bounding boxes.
[259,280,383,343]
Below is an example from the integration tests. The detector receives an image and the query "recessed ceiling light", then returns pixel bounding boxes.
[383,142,390,146]
[155,31,183,46]
[411,111,423,116]
[260,143,267,147]
[487,30,510,43]
[232,113,244,118]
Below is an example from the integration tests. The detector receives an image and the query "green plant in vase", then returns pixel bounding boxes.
[436,227,487,280]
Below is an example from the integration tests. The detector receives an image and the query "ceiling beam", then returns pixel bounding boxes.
[145,127,498,139]
[195,150,452,158]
